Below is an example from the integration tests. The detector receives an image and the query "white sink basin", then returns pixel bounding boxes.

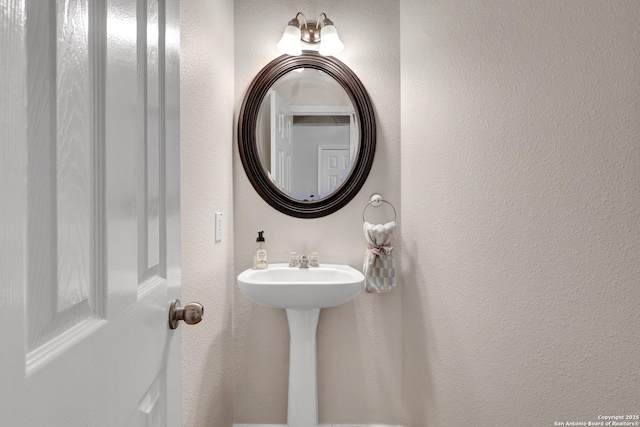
[237,263,363,310]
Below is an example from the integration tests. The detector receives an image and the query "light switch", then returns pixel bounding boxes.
[215,212,222,242]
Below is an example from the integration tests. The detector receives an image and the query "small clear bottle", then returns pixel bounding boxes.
[253,231,268,269]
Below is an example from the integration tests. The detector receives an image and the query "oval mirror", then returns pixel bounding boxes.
[238,51,376,218]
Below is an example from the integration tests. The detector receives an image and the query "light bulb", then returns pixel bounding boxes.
[277,23,302,56]
[318,24,343,56]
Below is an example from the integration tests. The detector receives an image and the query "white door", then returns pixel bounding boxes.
[270,90,293,195]
[318,146,350,196]
[1,1,183,426]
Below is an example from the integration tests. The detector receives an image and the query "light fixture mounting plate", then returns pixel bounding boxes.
[300,21,321,44]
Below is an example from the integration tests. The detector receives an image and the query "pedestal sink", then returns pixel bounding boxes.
[237,263,364,427]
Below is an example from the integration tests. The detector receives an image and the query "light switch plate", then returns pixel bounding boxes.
[215,212,222,242]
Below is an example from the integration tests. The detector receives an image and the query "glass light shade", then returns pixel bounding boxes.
[318,24,344,56]
[277,24,302,56]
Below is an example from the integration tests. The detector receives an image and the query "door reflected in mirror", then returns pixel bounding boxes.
[255,68,359,201]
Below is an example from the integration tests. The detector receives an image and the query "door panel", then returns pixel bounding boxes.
[0,0,28,420]
[25,0,104,368]
[270,90,293,195]
[1,1,181,425]
[141,0,162,278]
[139,371,167,427]
[319,147,350,196]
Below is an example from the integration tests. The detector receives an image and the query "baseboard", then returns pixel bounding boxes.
[233,424,403,427]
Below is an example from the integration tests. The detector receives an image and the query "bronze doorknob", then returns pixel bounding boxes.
[168,299,204,329]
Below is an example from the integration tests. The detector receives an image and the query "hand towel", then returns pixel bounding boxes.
[363,221,396,293]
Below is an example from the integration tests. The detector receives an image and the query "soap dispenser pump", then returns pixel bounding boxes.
[253,231,268,269]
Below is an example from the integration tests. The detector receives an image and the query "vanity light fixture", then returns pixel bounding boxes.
[277,12,344,57]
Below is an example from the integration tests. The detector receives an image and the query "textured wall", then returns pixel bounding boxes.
[400,1,640,426]
[233,0,402,424]
[181,0,235,426]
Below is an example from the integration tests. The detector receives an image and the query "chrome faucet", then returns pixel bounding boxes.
[289,252,319,268]
[299,255,310,268]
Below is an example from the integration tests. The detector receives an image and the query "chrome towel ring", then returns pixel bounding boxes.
[363,193,397,222]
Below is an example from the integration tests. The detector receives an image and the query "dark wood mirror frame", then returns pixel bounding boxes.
[238,51,376,218]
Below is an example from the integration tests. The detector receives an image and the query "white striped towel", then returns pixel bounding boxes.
[363,221,396,293]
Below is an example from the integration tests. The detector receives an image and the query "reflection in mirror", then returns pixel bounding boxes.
[255,68,359,201]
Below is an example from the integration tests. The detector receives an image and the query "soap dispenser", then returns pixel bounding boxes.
[253,231,268,269]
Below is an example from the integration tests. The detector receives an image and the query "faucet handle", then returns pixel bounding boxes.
[309,251,319,267]
[289,252,300,267]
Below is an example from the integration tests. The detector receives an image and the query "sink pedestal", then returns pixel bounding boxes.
[286,308,320,427]
[236,264,364,427]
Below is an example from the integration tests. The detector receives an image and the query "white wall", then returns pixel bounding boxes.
[181,1,639,425]
[400,1,640,426]
[181,1,235,426]
[233,0,401,424]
